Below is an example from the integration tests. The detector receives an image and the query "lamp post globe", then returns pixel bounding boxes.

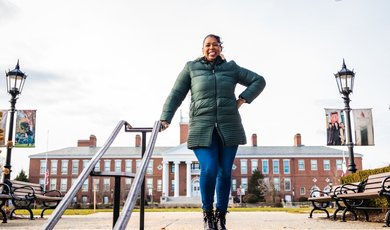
[334,59,357,173]
[3,60,27,184]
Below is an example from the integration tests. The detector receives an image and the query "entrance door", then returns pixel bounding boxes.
[192,178,200,197]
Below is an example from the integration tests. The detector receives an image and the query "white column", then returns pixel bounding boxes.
[162,161,169,197]
[186,161,192,197]
[174,161,180,197]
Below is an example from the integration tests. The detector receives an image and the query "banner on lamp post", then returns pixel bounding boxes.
[15,110,36,148]
[352,108,375,146]
[324,108,346,146]
[0,110,8,147]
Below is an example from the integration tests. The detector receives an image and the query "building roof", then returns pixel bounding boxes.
[28,146,171,159]
[29,144,362,159]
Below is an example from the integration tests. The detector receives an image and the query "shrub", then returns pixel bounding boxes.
[243,194,260,203]
[298,196,308,202]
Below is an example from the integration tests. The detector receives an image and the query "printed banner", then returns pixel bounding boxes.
[0,110,8,146]
[353,108,375,146]
[15,110,36,148]
[324,108,346,146]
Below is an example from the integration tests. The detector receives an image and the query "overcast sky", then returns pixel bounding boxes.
[0,0,389,178]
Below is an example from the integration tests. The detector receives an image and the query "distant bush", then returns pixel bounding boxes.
[243,194,260,203]
[297,196,308,202]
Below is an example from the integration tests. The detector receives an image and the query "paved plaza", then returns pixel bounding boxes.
[1,211,387,229]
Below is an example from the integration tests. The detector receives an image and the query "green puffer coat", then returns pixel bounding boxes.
[160,56,266,149]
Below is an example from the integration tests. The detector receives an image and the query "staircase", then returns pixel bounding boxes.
[160,196,202,208]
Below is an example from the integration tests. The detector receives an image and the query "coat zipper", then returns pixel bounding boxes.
[213,64,218,129]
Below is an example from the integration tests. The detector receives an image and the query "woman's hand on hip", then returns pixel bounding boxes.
[236,98,246,109]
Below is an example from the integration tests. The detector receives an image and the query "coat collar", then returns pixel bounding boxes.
[197,55,226,66]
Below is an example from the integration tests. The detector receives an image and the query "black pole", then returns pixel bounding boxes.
[113,176,121,228]
[140,131,147,230]
[3,93,18,184]
[343,93,357,173]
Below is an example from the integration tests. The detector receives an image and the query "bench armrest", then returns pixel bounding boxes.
[11,185,36,200]
[0,183,11,195]
[381,176,390,193]
[309,189,331,198]
[340,182,362,194]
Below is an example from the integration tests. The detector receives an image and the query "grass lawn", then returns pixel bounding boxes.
[12,207,315,216]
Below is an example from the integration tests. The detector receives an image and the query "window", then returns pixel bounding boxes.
[240,160,248,175]
[283,159,290,174]
[104,160,111,171]
[171,179,175,191]
[83,160,90,169]
[311,160,318,171]
[323,160,331,171]
[51,160,58,175]
[136,160,141,171]
[263,177,270,188]
[93,179,100,192]
[231,179,237,191]
[125,178,132,190]
[273,178,280,191]
[103,178,110,191]
[60,178,67,192]
[170,163,175,173]
[241,178,248,190]
[298,160,305,171]
[284,178,291,191]
[39,178,45,188]
[71,178,77,185]
[157,179,162,192]
[94,160,101,172]
[147,160,154,175]
[50,178,57,190]
[191,162,200,173]
[272,159,279,174]
[61,160,68,175]
[115,160,121,172]
[82,179,89,192]
[82,196,88,204]
[72,160,79,175]
[103,196,109,204]
[336,159,343,170]
[40,160,47,174]
[125,160,132,173]
[146,178,153,190]
[251,160,258,173]
[262,160,269,174]
[300,187,306,195]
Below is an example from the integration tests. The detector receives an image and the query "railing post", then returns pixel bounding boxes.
[113,175,121,227]
[123,125,155,230]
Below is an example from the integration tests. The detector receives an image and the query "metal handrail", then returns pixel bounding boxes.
[113,120,161,230]
[42,120,127,230]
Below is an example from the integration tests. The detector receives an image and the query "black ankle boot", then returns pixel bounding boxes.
[215,211,227,230]
[203,210,216,230]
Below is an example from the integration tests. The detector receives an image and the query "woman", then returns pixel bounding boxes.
[160,34,266,230]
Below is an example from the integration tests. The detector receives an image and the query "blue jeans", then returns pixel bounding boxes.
[193,129,238,212]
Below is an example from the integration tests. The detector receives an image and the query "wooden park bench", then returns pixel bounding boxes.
[308,182,364,220]
[308,186,333,218]
[0,182,12,223]
[9,180,63,220]
[337,172,390,226]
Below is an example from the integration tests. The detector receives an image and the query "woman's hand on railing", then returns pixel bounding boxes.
[160,121,170,131]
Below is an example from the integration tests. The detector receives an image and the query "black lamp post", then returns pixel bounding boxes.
[3,60,27,183]
[334,59,356,173]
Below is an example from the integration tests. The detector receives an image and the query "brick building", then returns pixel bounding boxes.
[28,123,363,206]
